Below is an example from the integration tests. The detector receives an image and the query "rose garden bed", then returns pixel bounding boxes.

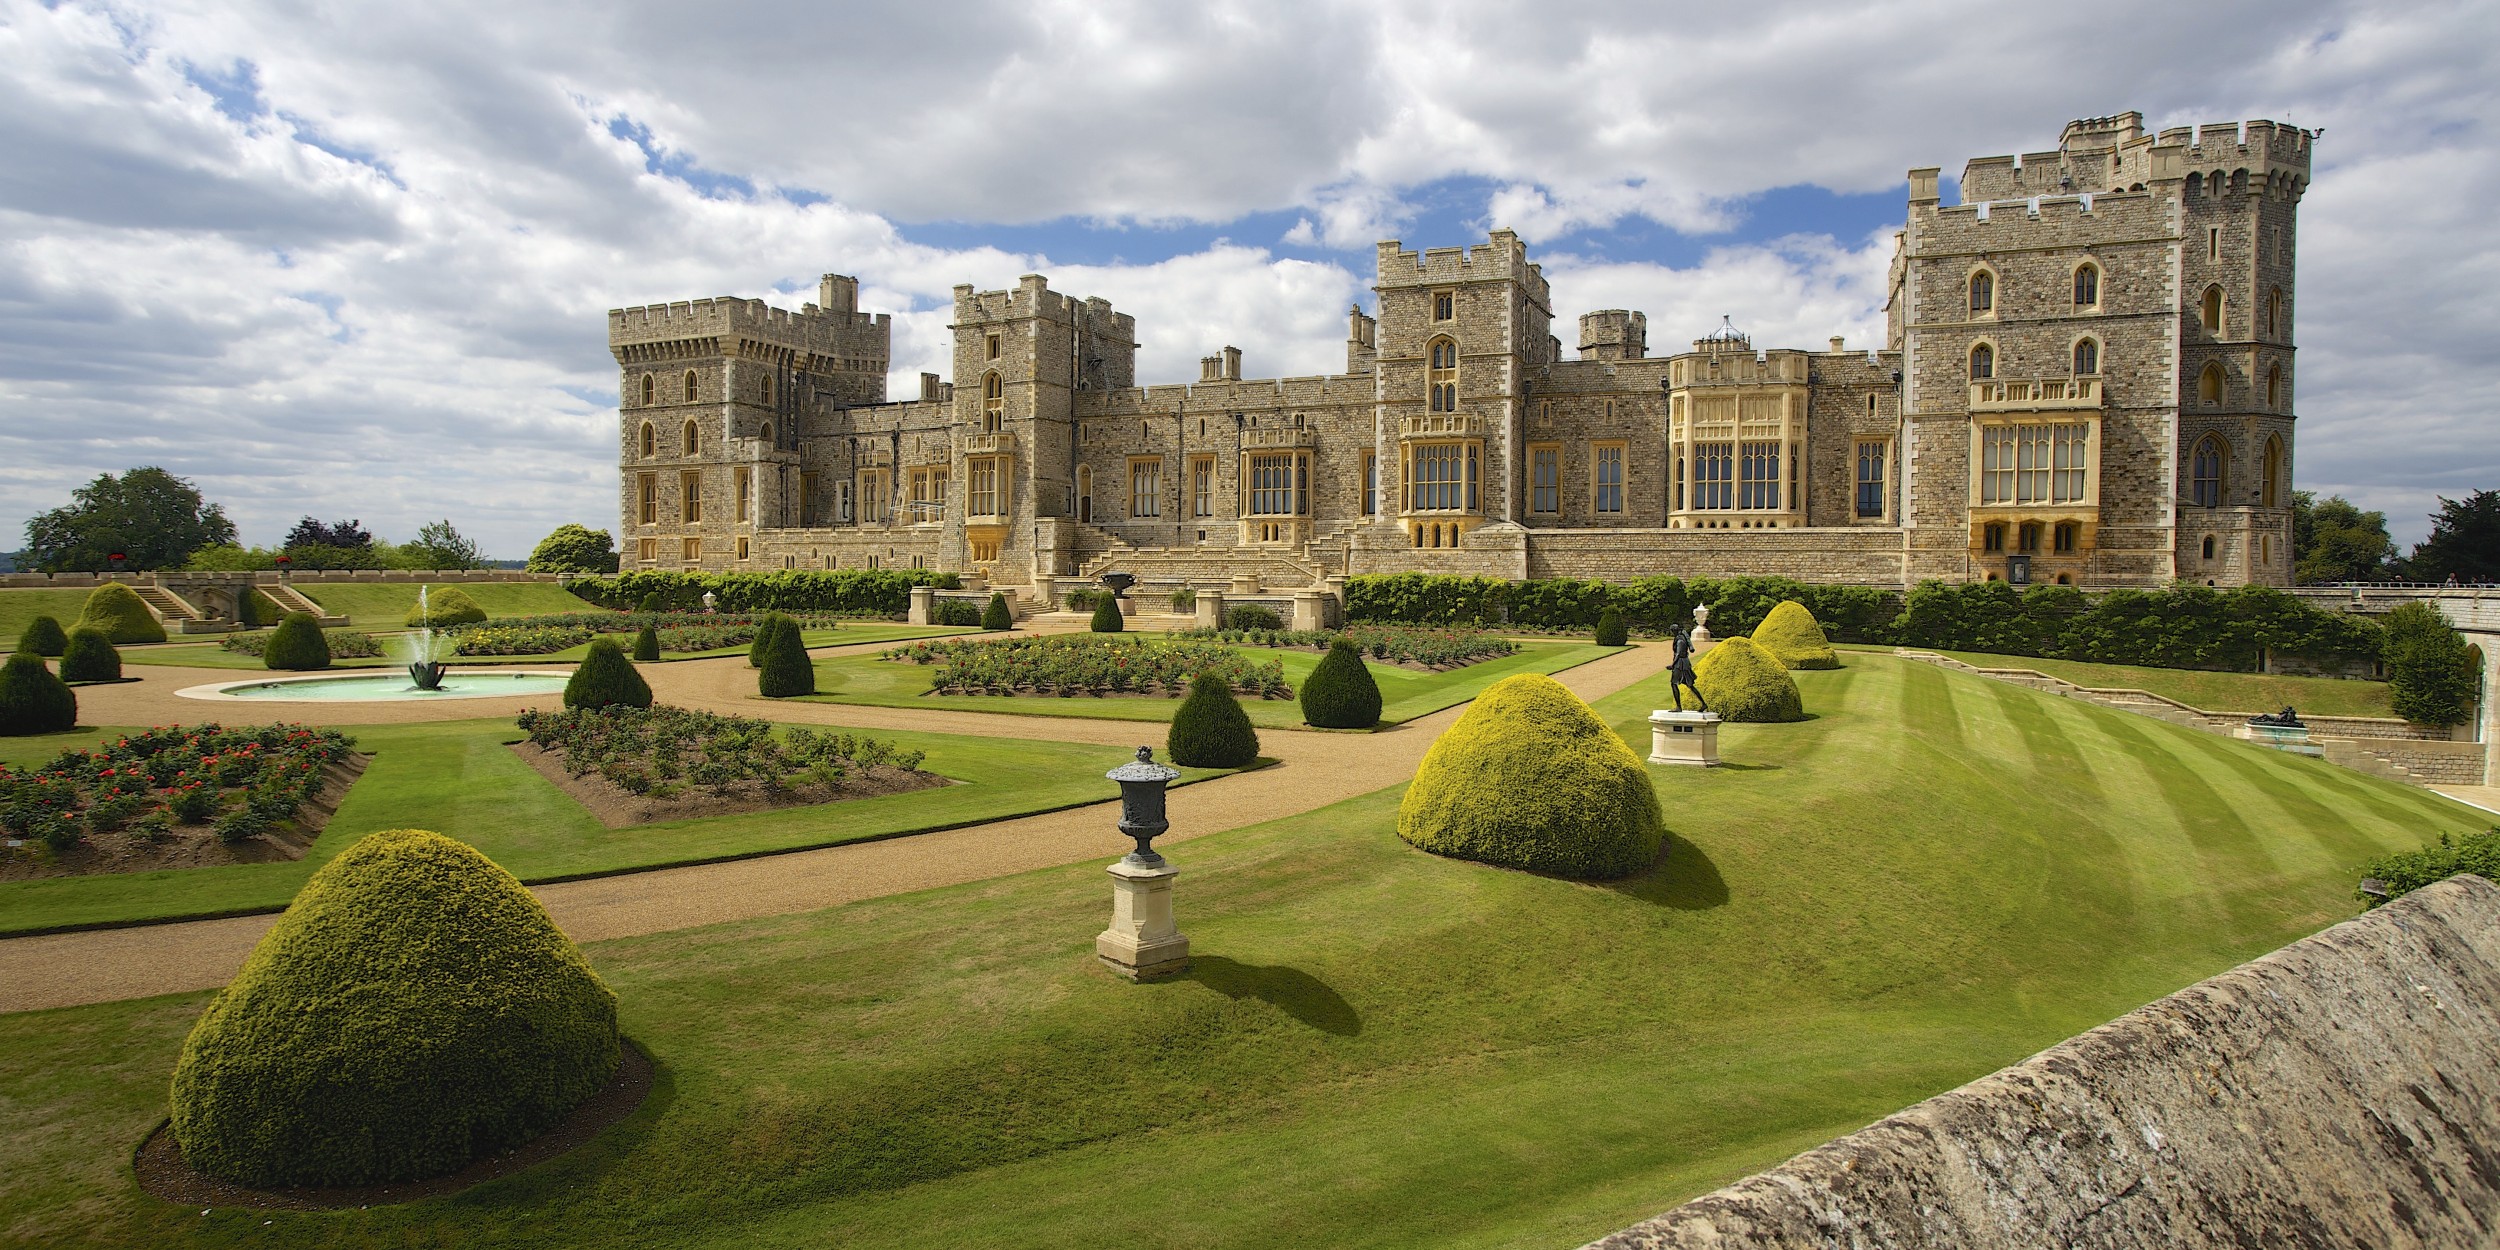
[1170,623,1518,670]
[512,704,947,826]
[880,634,1292,699]
[0,724,363,878]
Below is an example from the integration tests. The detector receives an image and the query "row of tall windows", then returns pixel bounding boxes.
[1968,339,2105,380]
[1982,521,2081,554]
[1247,453,1308,516]
[1978,424,2091,505]
[1968,264,2103,314]
[1737,442,1780,510]
[1129,458,1162,518]
[637,370,701,405]
[1426,338,1459,413]
[2189,434,2285,509]
[1405,442,1477,512]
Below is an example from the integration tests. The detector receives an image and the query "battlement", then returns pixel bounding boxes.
[608,294,890,357]
[1953,112,2313,203]
[1086,370,1372,414]
[1375,229,1548,302]
[1916,185,2169,252]
[1578,310,1647,361]
[950,276,1136,340]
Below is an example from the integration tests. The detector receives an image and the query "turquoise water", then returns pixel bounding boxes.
[214,672,571,702]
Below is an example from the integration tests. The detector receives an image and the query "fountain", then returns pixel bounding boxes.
[398,586,454,691]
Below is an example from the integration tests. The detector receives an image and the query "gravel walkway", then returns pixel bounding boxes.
[0,639,1664,1013]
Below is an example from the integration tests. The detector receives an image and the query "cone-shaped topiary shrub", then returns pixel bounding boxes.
[1594,606,1629,647]
[76,583,166,644]
[262,612,333,671]
[1694,635,1805,722]
[636,593,661,613]
[1167,672,1259,767]
[748,613,792,668]
[233,586,265,629]
[1397,672,1662,879]
[1750,600,1840,670]
[169,829,620,1187]
[14,615,67,657]
[1300,638,1383,729]
[1090,595,1125,633]
[59,627,121,683]
[0,652,77,736]
[403,587,486,629]
[564,638,652,710]
[631,623,661,661]
[982,592,1012,631]
[757,615,816,698]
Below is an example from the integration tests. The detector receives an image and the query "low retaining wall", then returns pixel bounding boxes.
[0,570,560,588]
[1587,875,2500,1249]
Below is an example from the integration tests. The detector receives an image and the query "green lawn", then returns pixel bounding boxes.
[118,624,974,670]
[0,654,2480,1248]
[799,639,1622,729]
[290,580,597,624]
[1848,643,2396,718]
[0,717,1228,936]
[0,588,101,645]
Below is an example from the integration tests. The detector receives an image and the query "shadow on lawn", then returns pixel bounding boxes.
[1608,832,1731,911]
[1190,956,1362,1036]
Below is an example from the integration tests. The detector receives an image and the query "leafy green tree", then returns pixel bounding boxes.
[401,520,484,571]
[528,524,620,574]
[280,516,379,570]
[2291,492,2397,584]
[21,468,237,571]
[184,544,280,571]
[2382,602,2477,727]
[2405,489,2500,584]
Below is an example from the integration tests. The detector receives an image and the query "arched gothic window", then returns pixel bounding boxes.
[684,419,700,456]
[2072,264,2099,309]
[683,369,699,401]
[2201,286,2224,334]
[2072,338,2100,376]
[1426,337,1458,412]
[2199,363,2225,406]
[2191,436,2225,508]
[2266,288,2283,338]
[982,373,1004,432]
[1968,270,1994,314]
[761,421,774,446]
[639,422,655,458]
[640,374,655,406]
[2262,436,2283,509]
[2202,535,2217,560]
[2266,363,2281,409]
[1969,343,1994,381]
[761,375,773,405]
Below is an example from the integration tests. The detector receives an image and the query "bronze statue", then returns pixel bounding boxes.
[1668,629,1708,712]
[2248,705,2305,729]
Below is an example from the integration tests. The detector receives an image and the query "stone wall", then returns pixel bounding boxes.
[1587,874,2500,1249]
[1524,528,1906,584]
[0,570,562,588]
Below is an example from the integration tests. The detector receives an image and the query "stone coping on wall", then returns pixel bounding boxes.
[1584,874,2500,1249]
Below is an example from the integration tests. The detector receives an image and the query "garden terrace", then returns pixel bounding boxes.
[0,724,359,877]
[0,655,2481,1247]
[514,705,943,825]
[884,634,1293,700]
[1171,624,1521,670]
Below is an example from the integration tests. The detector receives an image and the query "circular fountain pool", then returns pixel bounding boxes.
[178,671,573,703]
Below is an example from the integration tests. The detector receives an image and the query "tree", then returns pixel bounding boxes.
[2382,602,2477,727]
[285,517,373,550]
[2405,489,2500,584]
[402,520,484,571]
[2291,492,2397,584]
[20,467,237,572]
[527,524,619,574]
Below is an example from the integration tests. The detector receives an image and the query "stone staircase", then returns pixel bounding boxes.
[1077,544,1330,589]
[260,583,348,626]
[132,585,213,632]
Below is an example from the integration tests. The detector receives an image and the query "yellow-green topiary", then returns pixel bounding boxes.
[1749,600,1840,669]
[169,829,620,1187]
[1694,635,1805,722]
[403,586,486,628]
[75,583,166,644]
[1396,672,1664,879]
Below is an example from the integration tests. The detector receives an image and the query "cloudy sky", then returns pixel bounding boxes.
[2,0,2494,557]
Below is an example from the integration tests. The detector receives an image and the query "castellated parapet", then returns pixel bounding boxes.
[612,109,2311,595]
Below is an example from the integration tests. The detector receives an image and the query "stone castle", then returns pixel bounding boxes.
[610,111,2310,596]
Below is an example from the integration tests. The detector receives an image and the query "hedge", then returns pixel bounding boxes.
[1224,603,1285,632]
[2356,828,2500,909]
[568,569,955,615]
[14,616,67,658]
[404,586,486,629]
[0,652,77,736]
[1593,606,1628,647]
[1090,596,1125,633]
[631,623,661,661]
[263,612,333,671]
[1168,672,1260,767]
[757,616,817,698]
[59,627,121,683]
[932,598,984,627]
[981,592,1012,631]
[564,639,652,710]
[1694,636,1805,722]
[1299,638,1383,729]
[168,829,619,1186]
[76,583,166,644]
[1396,672,1664,880]
[1750,601,1840,669]
[2383,602,2478,727]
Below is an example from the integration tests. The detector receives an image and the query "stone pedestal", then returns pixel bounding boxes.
[1195,590,1226,630]
[1097,857,1190,981]
[1690,604,1715,655]
[1230,573,1261,596]
[907,585,936,625]
[1648,710,1722,767]
[1292,589,1332,632]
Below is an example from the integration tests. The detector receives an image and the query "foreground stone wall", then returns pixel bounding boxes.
[1588,874,2500,1249]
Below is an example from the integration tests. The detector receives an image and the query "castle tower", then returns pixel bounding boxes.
[948,276,1136,577]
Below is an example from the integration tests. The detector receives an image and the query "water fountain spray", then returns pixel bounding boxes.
[402,585,451,691]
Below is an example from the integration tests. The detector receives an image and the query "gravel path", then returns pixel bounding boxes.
[0,639,1664,1013]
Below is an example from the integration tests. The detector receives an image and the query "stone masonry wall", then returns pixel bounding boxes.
[1587,874,2500,1250]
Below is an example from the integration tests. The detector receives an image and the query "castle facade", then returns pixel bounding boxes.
[609,111,2311,594]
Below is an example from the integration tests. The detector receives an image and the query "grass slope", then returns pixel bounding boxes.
[293,581,596,623]
[0,655,2480,1248]
[799,639,1612,729]
[118,625,972,670]
[0,717,1227,935]
[1851,643,2394,719]
[0,589,99,650]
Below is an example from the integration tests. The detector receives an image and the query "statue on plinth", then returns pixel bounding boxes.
[1668,629,1709,712]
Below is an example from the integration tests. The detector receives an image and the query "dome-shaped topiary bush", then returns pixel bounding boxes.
[168,829,620,1188]
[748,613,792,668]
[1750,600,1840,670]
[982,592,1012,632]
[1299,638,1383,729]
[564,638,652,710]
[262,612,333,671]
[76,583,166,644]
[1224,603,1284,632]
[1594,605,1629,647]
[1090,595,1125,633]
[0,652,77,736]
[403,587,486,629]
[15,615,67,658]
[1694,635,1805,722]
[631,623,661,661]
[59,627,121,684]
[1167,672,1259,767]
[1396,672,1662,880]
[757,615,816,698]
[635,593,661,613]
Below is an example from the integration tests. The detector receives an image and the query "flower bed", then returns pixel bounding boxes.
[1172,624,1518,670]
[882,634,1291,699]
[513,705,940,824]
[219,631,384,659]
[0,724,360,866]
[441,612,842,656]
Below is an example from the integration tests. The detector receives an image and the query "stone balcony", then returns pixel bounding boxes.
[1242,427,1317,449]
[1399,413,1481,438]
[1970,377,2101,412]
[960,431,1016,456]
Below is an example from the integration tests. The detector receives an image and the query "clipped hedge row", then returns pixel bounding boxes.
[565,569,955,615]
[1345,573,2385,674]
